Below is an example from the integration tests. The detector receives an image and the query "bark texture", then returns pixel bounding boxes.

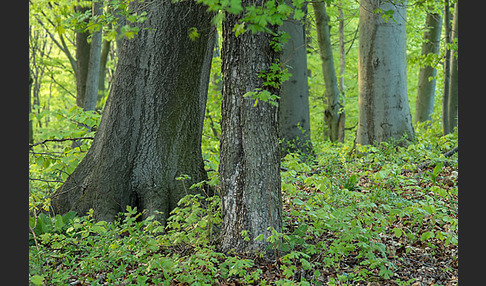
[278,3,312,155]
[357,0,414,145]
[51,0,215,225]
[415,11,442,124]
[218,1,282,258]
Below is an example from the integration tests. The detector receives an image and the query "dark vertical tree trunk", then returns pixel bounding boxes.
[218,0,282,259]
[51,0,215,226]
[83,0,103,111]
[97,39,111,103]
[415,11,442,124]
[446,2,458,133]
[279,2,312,155]
[442,0,451,135]
[75,3,91,108]
[29,68,34,146]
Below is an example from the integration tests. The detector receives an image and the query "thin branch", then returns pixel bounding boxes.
[29,137,94,148]
[29,177,65,184]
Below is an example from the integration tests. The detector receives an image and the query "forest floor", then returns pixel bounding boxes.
[29,136,458,286]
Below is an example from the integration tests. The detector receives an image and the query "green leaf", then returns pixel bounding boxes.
[293,8,305,20]
[188,27,200,41]
[30,275,45,286]
[379,265,393,279]
[393,227,403,238]
[91,221,107,234]
[233,23,246,37]
[420,231,435,241]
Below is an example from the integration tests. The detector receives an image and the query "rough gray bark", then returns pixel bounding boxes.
[218,0,282,259]
[446,2,458,133]
[279,4,312,155]
[357,0,414,145]
[313,1,344,143]
[83,0,103,111]
[415,11,442,124]
[51,0,215,225]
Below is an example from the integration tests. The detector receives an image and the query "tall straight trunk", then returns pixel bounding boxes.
[218,0,282,259]
[337,0,346,142]
[446,2,458,133]
[279,2,312,155]
[97,39,111,103]
[415,11,442,124]
[313,1,344,142]
[83,0,103,111]
[442,0,451,135]
[75,3,91,108]
[29,68,34,146]
[357,0,414,145]
[51,0,215,225]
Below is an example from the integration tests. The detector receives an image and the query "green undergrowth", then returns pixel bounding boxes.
[29,123,458,285]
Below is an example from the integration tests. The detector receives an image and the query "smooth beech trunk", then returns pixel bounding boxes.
[357,0,414,145]
[279,3,312,155]
[51,0,215,225]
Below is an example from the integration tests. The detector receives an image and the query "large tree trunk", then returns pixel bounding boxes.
[414,11,442,124]
[218,0,282,259]
[313,1,344,143]
[278,2,312,156]
[51,0,215,225]
[356,0,414,145]
[446,2,458,133]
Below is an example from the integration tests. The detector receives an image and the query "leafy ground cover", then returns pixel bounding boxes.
[29,119,458,286]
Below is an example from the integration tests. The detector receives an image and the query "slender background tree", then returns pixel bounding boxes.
[313,0,344,143]
[414,7,442,124]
